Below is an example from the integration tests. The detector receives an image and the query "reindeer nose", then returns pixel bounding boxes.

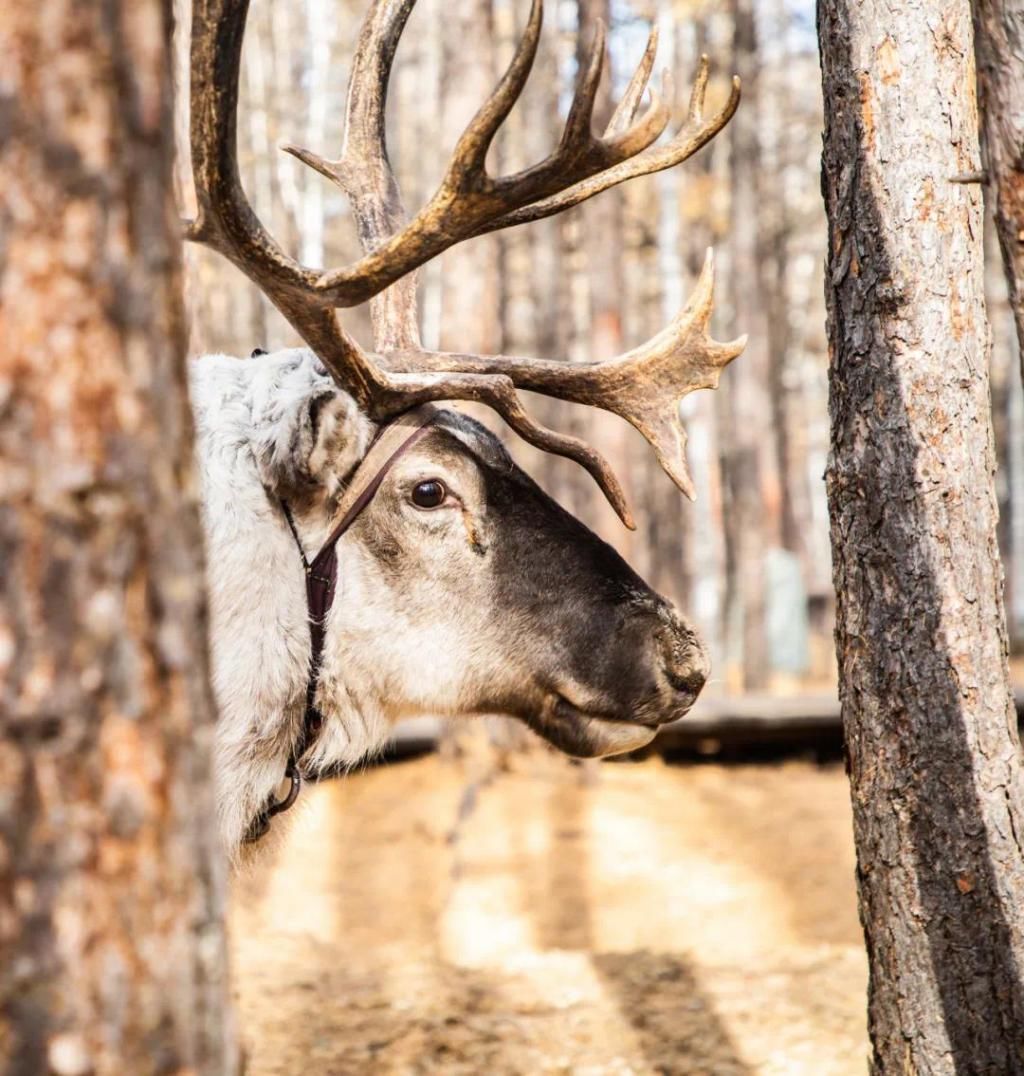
[656,614,709,710]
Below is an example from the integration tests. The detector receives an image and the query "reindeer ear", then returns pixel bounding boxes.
[304,390,375,500]
[252,373,374,501]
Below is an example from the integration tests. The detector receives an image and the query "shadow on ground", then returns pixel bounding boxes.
[230,751,867,1075]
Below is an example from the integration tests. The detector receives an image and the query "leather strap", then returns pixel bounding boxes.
[244,404,441,843]
[296,404,440,747]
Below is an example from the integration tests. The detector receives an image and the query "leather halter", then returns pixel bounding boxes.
[243,404,441,843]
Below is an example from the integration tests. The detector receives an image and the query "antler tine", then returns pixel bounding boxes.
[380,370,634,527]
[311,1,673,305]
[285,0,423,350]
[383,250,746,501]
[187,0,313,279]
[688,53,711,122]
[486,18,669,197]
[282,0,416,195]
[471,61,740,238]
[447,0,544,188]
[605,25,659,137]
[286,0,543,199]
[558,18,608,154]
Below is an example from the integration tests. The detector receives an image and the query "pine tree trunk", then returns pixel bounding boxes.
[818,0,1024,1070]
[973,0,1024,362]
[0,2,234,1073]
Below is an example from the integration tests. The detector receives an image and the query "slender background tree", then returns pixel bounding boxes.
[0,2,234,1072]
[974,0,1024,363]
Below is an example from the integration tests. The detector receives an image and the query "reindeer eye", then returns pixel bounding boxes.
[410,479,447,509]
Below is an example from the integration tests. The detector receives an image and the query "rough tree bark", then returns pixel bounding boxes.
[973,0,1024,360]
[0,2,233,1074]
[818,0,1024,1070]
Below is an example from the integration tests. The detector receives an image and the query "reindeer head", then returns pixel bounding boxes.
[185,0,743,853]
[254,352,709,750]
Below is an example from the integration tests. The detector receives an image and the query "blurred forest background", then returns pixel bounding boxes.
[174,0,1024,695]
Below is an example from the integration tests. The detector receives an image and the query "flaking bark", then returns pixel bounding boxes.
[0,1,234,1073]
[818,0,1024,1070]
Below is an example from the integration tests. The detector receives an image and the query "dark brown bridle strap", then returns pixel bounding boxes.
[294,414,437,742]
[243,404,441,843]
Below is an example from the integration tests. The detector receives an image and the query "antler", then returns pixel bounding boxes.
[293,1,674,306]
[386,250,745,501]
[186,0,743,528]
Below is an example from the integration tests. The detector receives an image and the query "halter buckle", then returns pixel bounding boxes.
[242,762,303,844]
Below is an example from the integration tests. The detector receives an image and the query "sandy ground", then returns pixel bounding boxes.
[230,750,868,1075]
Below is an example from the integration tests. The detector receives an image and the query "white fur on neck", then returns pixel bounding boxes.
[190,349,382,856]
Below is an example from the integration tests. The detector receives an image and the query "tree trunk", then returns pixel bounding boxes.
[973,0,1024,363]
[439,0,499,355]
[723,0,781,690]
[818,0,1024,1070]
[0,3,234,1074]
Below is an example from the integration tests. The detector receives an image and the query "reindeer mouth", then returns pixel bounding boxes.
[523,694,660,758]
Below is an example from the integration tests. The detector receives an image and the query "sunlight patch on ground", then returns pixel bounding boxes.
[231,754,868,1075]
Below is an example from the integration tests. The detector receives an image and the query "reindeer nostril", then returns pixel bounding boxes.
[657,629,709,704]
[663,663,707,700]
[648,604,709,708]
[662,662,705,697]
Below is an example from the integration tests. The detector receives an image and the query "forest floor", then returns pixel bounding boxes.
[230,747,868,1075]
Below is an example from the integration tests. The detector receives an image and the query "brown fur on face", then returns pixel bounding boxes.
[313,409,709,761]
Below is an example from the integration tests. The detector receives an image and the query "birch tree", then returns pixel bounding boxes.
[818,0,1024,1069]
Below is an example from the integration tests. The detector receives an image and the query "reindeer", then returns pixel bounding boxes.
[185,0,744,856]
